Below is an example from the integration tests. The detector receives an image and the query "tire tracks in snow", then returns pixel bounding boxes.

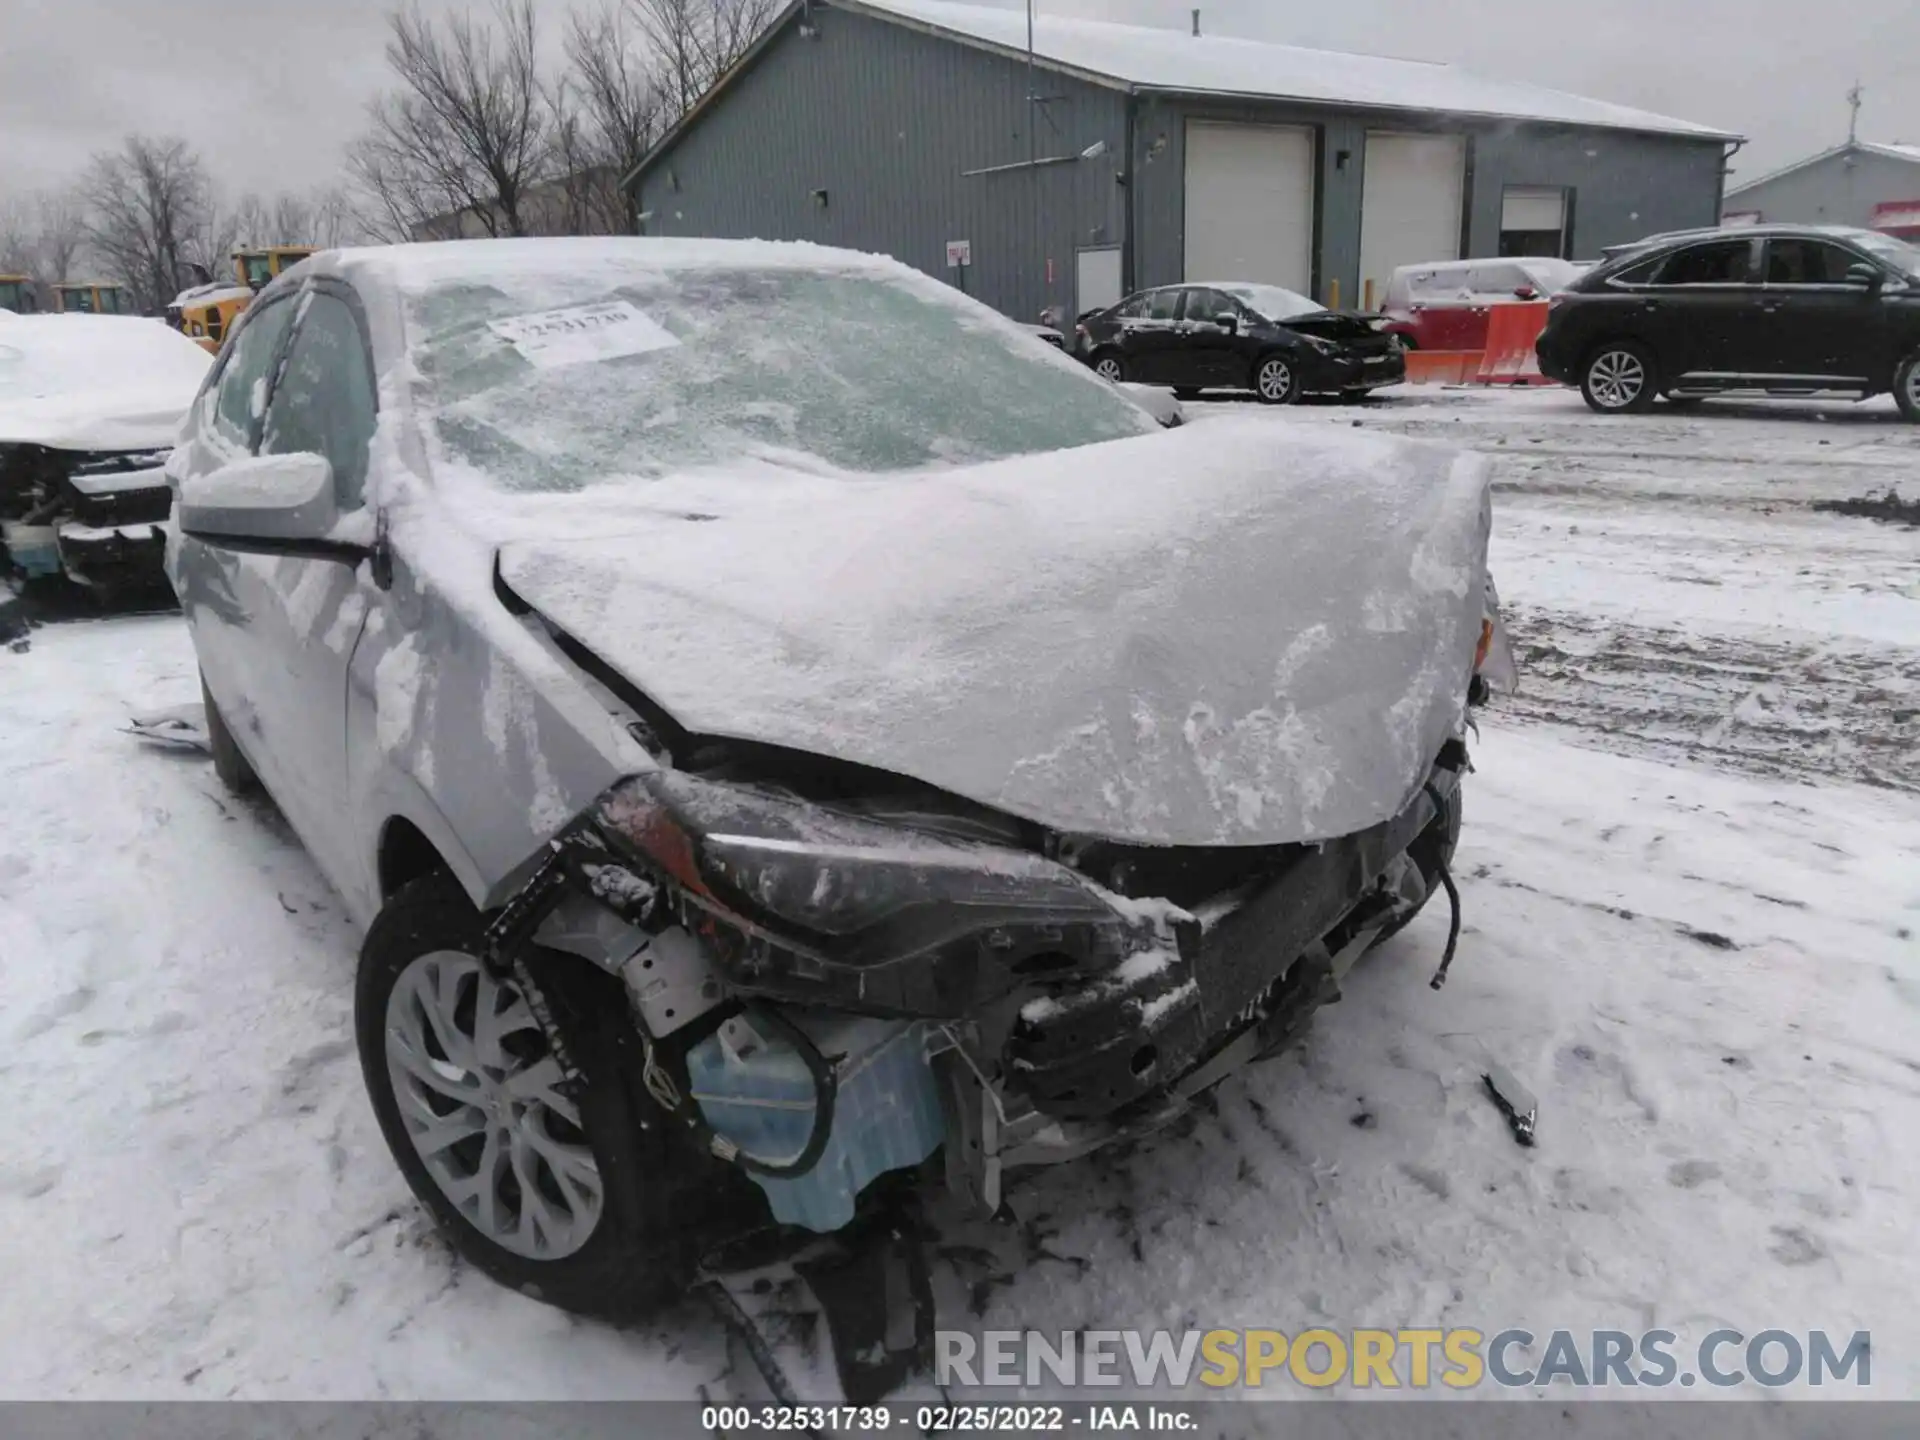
[1496,604,1919,795]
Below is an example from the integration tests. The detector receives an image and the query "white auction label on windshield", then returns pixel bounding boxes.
[488,300,681,369]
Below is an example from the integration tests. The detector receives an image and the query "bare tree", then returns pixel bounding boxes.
[347,0,554,241]
[183,199,247,286]
[629,0,779,124]
[544,2,665,233]
[80,137,216,311]
[32,191,87,284]
[0,189,90,288]
[0,196,35,277]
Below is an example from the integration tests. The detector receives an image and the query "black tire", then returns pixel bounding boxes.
[1579,340,1659,414]
[1371,785,1463,949]
[202,674,259,795]
[1090,351,1128,384]
[1253,353,1301,405]
[355,873,758,1321]
[1895,353,1920,423]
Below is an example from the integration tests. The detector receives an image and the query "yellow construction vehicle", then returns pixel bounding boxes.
[0,274,37,314]
[54,283,129,315]
[171,246,317,353]
[235,245,316,289]
[167,281,254,352]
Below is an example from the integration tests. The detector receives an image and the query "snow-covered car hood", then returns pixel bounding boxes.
[0,315,211,452]
[491,418,1491,848]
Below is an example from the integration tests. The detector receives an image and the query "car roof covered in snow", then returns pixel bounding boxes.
[834,0,1736,139]
[330,236,911,293]
[0,314,212,452]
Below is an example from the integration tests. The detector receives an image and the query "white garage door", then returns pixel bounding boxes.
[1183,121,1314,292]
[1358,132,1466,309]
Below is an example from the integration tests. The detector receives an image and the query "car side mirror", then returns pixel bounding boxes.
[1513,286,1539,301]
[1844,262,1883,293]
[178,452,337,542]
[1214,312,1238,332]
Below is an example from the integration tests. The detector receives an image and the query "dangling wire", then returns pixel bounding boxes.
[703,1280,821,1431]
[1427,863,1463,991]
[1421,781,1464,991]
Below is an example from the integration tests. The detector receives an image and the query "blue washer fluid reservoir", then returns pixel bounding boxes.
[684,1012,946,1233]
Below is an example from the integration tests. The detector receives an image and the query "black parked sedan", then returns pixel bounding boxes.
[1075,283,1405,404]
[1536,224,1920,418]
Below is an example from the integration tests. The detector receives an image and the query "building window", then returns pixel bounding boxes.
[1499,186,1571,259]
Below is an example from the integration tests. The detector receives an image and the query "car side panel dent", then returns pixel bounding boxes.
[345,561,638,926]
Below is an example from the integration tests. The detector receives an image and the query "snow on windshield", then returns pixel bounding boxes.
[405,264,1157,490]
[1219,284,1323,322]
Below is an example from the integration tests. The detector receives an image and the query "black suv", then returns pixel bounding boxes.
[1075,283,1404,404]
[1535,225,1920,419]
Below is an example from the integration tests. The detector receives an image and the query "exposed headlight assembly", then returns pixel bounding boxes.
[589,770,1145,1016]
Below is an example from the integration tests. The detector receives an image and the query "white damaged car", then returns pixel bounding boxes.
[0,314,211,593]
[166,238,1516,1330]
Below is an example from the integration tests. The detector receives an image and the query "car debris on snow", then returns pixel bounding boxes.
[122,704,212,753]
[1482,1063,1539,1147]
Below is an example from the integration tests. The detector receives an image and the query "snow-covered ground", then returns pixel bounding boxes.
[1,386,1915,1406]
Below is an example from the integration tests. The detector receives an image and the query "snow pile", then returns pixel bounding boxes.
[0,315,211,451]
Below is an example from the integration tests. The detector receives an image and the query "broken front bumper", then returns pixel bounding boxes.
[57,521,169,590]
[495,740,1467,1230]
[1006,753,1460,1122]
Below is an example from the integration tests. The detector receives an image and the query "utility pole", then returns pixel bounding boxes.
[1848,81,1864,144]
[1027,0,1040,319]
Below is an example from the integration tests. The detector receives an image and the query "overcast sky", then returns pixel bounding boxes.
[2,0,1917,205]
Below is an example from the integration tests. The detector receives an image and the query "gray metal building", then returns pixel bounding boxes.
[625,0,1738,321]
[1722,141,1920,232]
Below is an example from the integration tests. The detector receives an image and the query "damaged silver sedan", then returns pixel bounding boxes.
[166,238,1516,1358]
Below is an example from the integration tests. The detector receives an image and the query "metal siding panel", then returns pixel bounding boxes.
[640,6,1127,320]
[1463,126,1725,256]
[643,13,1722,309]
[1722,151,1920,228]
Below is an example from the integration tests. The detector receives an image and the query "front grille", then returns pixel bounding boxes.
[70,484,172,528]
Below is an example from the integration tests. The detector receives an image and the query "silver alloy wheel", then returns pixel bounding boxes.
[384,949,603,1260]
[1094,356,1124,382]
[1588,348,1646,409]
[1258,358,1293,401]
[1905,363,1920,411]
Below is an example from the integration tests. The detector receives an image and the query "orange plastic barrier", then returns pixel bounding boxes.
[1405,350,1485,386]
[1476,301,1553,385]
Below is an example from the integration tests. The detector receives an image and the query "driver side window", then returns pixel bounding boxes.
[261,292,378,509]
[1143,289,1183,322]
[210,299,295,451]
[1182,288,1237,324]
